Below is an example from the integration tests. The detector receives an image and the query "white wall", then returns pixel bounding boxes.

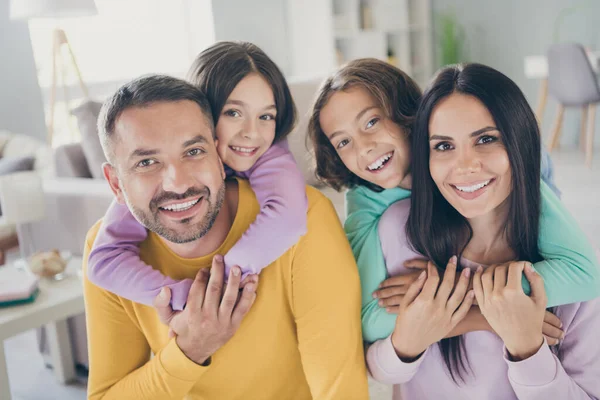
[0,0,47,140]
[432,0,600,147]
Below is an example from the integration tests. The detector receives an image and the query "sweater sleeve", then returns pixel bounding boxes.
[84,231,209,400]
[87,200,193,310]
[344,186,411,343]
[528,181,600,307]
[227,140,307,279]
[504,298,600,399]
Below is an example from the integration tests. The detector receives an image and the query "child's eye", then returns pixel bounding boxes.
[224,109,241,117]
[187,148,205,157]
[336,139,350,149]
[477,135,498,145]
[137,159,156,168]
[433,142,453,152]
[259,114,276,121]
[366,117,380,129]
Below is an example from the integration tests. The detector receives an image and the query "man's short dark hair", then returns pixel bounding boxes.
[97,74,214,163]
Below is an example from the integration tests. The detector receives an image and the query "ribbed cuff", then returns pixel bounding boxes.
[370,335,428,378]
[158,338,210,381]
[504,338,558,386]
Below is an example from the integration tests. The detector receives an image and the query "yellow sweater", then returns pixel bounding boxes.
[83,179,369,399]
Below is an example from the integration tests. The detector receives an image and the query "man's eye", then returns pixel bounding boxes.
[187,148,205,156]
[137,159,156,168]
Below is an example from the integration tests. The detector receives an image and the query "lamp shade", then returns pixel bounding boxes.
[10,0,98,20]
[0,171,45,224]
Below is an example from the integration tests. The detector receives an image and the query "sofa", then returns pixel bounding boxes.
[31,77,346,372]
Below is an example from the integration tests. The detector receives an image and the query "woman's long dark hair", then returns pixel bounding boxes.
[407,63,543,383]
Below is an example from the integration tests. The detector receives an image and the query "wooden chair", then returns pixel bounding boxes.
[547,43,600,167]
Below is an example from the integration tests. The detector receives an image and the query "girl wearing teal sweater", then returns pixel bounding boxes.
[307,58,600,343]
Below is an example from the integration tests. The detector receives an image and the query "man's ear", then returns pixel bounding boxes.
[214,139,227,180]
[103,162,126,204]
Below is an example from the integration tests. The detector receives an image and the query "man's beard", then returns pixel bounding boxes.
[124,182,226,244]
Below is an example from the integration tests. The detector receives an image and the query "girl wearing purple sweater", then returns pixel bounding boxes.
[368,64,600,399]
[87,41,307,310]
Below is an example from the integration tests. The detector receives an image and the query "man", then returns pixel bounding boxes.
[83,75,369,399]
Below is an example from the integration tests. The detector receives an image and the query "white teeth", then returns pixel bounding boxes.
[367,152,393,171]
[231,146,256,153]
[161,198,200,212]
[455,180,491,193]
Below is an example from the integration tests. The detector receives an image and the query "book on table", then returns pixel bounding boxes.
[0,267,39,307]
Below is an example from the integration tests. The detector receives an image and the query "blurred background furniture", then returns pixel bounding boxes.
[547,43,600,167]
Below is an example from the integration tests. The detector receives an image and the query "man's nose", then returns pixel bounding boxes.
[162,163,193,194]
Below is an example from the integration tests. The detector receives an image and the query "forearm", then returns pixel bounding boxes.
[445,306,491,338]
[88,339,207,400]
[506,340,596,400]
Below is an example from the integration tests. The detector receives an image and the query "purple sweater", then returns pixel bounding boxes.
[369,199,600,400]
[87,140,308,310]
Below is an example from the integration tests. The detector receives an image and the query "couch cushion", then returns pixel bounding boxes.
[0,155,35,215]
[72,101,106,179]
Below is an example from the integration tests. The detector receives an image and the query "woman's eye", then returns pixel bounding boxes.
[137,159,156,168]
[187,148,204,157]
[433,142,453,152]
[259,114,276,121]
[336,139,350,149]
[478,135,497,145]
[366,117,380,129]
[224,109,241,117]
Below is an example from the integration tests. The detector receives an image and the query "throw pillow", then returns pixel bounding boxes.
[0,155,35,215]
[72,100,106,179]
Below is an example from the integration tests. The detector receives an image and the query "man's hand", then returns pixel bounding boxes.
[153,255,258,365]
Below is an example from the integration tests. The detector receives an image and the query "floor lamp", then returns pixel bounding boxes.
[10,0,98,145]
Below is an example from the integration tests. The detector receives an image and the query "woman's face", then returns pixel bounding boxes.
[216,73,277,172]
[428,93,512,219]
[319,87,411,189]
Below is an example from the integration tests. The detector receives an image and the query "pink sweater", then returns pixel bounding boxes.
[368,199,600,399]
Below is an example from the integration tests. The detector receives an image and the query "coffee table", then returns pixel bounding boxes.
[0,257,84,400]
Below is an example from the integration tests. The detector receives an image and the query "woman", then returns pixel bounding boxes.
[308,59,600,346]
[365,63,600,399]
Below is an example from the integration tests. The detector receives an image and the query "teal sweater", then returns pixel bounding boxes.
[345,181,600,343]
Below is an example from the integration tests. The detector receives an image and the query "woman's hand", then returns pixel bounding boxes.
[391,257,474,362]
[372,259,429,313]
[473,261,547,361]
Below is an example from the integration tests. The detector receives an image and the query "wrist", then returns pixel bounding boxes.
[506,336,544,361]
[391,331,426,362]
[176,336,212,366]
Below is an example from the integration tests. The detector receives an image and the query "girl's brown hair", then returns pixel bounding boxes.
[308,58,422,191]
[187,41,297,142]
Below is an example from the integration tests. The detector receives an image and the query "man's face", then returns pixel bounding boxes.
[104,100,226,244]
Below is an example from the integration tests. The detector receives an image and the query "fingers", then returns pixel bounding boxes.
[403,258,429,270]
[481,266,494,296]
[419,262,441,299]
[544,310,562,329]
[168,327,176,339]
[523,262,547,306]
[542,321,564,345]
[373,285,409,300]
[219,265,242,320]
[447,267,471,311]
[378,273,420,289]
[378,295,404,308]
[507,262,526,292]
[385,306,401,314]
[153,287,175,324]
[493,265,508,293]
[473,266,485,306]
[231,279,258,327]
[451,290,475,325]
[435,256,458,301]
[186,268,209,311]
[402,270,427,305]
[203,255,226,313]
